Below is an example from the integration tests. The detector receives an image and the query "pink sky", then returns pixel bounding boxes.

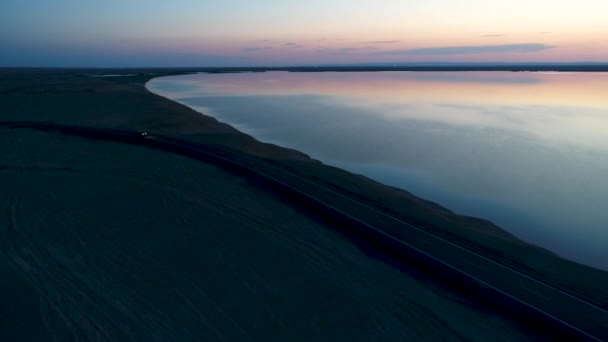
[2,0,607,66]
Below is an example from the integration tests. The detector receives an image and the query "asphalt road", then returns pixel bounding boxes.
[3,121,607,341]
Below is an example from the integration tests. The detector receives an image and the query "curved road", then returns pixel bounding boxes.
[2,121,607,342]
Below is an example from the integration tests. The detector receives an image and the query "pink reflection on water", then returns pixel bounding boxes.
[192,71,608,108]
[186,71,608,149]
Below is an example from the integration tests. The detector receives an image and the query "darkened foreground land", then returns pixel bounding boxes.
[1,69,607,341]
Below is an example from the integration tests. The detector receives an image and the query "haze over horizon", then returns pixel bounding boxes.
[2,0,607,67]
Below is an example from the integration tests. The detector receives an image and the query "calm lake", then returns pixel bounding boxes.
[148,71,608,270]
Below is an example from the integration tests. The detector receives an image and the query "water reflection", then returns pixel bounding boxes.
[148,71,608,270]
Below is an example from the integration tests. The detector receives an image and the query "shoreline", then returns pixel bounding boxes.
[144,73,572,259]
[2,68,607,312]
[138,72,608,305]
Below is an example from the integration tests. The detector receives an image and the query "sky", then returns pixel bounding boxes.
[1,0,607,67]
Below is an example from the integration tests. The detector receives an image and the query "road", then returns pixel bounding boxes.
[2,121,607,341]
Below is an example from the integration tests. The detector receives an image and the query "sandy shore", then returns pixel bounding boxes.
[1,68,606,340]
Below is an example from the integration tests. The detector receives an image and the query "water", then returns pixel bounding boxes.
[147,71,608,270]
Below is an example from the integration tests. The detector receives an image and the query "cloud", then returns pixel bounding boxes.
[481,34,504,38]
[318,46,378,55]
[283,42,303,48]
[241,46,273,52]
[364,40,400,44]
[378,43,556,55]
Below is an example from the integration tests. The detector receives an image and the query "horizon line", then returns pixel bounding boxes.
[3,61,608,70]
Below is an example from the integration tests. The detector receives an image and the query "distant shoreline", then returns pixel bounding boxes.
[2,63,608,73]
